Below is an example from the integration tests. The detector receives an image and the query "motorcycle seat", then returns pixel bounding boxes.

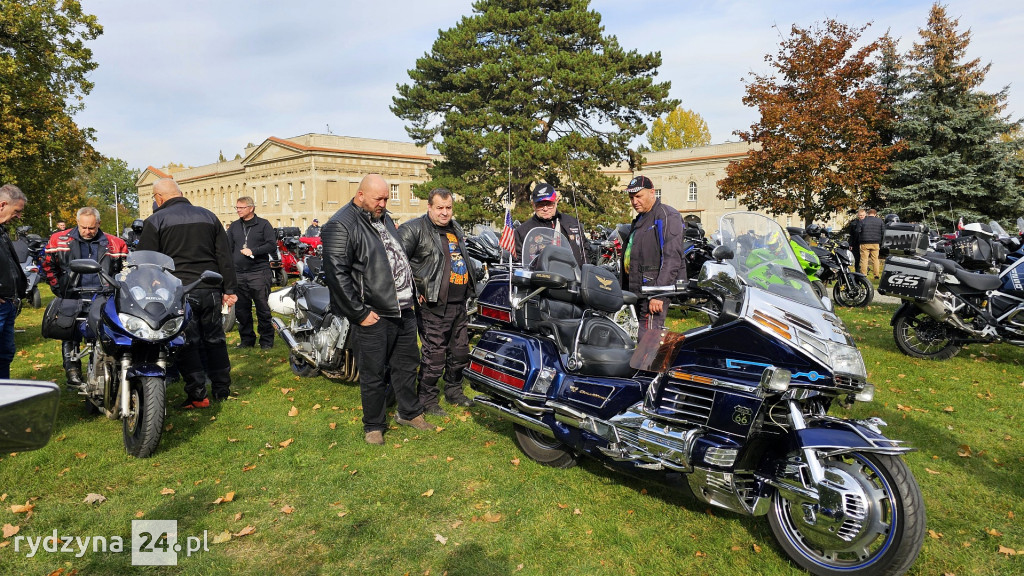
[923,253,961,273]
[543,315,635,378]
[953,269,1002,292]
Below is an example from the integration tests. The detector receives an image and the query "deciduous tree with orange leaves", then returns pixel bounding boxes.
[717,20,900,226]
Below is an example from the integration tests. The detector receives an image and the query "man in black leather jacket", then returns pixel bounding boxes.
[321,173,432,445]
[398,188,475,417]
[139,178,238,408]
[0,184,28,380]
[513,183,585,266]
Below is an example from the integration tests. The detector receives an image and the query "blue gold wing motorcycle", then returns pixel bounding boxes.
[467,212,924,576]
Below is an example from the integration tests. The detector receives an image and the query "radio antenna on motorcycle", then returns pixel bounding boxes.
[563,152,584,234]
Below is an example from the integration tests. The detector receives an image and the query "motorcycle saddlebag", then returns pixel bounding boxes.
[950,236,992,270]
[40,297,83,340]
[878,256,940,301]
[883,222,929,255]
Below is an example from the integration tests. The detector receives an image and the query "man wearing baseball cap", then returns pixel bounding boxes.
[621,175,685,341]
[305,218,321,237]
[512,182,585,266]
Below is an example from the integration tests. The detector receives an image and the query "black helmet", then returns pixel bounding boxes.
[805,223,822,237]
[131,219,144,233]
[884,213,900,225]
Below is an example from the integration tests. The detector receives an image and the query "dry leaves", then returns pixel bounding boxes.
[234,525,256,538]
[10,502,34,514]
[83,493,106,505]
[212,492,236,505]
[434,533,448,545]
[421,489,434,497]
[928,529,942,539]
[279,438,294,448]
[481,512,501,523]
[280,505,294,514]
[160,488,176,495]
[957,445,973,458]
[287,406,299,417]
[211,530,232,544]
[2,523,19,538]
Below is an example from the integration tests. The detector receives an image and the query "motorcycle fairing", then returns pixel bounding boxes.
[792,417,912,455]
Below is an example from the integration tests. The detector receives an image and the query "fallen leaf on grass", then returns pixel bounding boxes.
[242,464,256,472]
[986,528,1003,537]
[434,534,447,545]
[10,502,34,514]
[212,492,236,505]
[957,445,973,458]
[280,505,294,514]
[288,406,299,417]
[510,458,520,466]
[312,404,321,410]
[160,488,175,495]
[482,512,501,523]
[943,406,955,413]
[925,468,941,475]
[234,525,256,538]
[3,523,19,537]
[83,493,106,505]
[694,551,706,557]
[135,511,145,518]
[422,489,434,497]
[573,509,582,515]
[212,530,232,544]
[450,520,462,529]
[998,545,1017,556]
[74,452,87,459]
[557,503,568,509]
[928,529,942,539]
[227,438,239,443]
[752,544,762,553]
[329,423,337,430]
[280,388,293,395]
[279,438,294,448]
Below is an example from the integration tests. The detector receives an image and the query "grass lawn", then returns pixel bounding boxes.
[0,294,1021,575]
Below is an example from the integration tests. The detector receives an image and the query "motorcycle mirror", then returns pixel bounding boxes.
[199,270,224,287]
[0,380,61,452]
[68,258,102,274]
[711,245,734,261]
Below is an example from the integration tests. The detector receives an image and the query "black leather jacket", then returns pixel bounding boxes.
[397,214,476,309]
[321,200,406,324]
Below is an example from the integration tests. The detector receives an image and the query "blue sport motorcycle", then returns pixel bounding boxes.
[66,251,222,457]
[467,212,924,576]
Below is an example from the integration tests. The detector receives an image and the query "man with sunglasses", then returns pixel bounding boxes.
[512,183,585,266]
[226,196,277,349]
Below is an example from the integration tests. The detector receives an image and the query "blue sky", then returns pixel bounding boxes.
[75,0,1023,170]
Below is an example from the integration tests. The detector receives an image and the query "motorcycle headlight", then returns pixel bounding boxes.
[118,313,185,341]
[829,342,867,380]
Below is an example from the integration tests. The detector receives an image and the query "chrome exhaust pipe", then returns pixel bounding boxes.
[271,318,318,367]
[472,395,554,438]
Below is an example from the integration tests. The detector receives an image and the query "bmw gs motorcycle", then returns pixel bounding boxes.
[880,245,1024,360]
[270,255,359,381]
[467,212,924,576]
[66,251,222,457]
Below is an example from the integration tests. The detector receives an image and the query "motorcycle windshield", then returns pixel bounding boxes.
[477,228,500,250]
[126,250,176,271]
[717,212,823,309]
[989,220,1009,239]
[521,228,573,269]
[119,264,183,324]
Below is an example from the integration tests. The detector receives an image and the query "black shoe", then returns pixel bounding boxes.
[65,367,83,388]
[424,404,448,417]
[446,395,474,408]
[260,343,273,350]
[235,342,255,349]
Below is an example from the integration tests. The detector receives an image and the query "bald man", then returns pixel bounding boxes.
[322,173,431,444]
[139,178,238,408]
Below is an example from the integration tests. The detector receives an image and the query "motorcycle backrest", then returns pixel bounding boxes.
[531,244,580,304]
[579,264,624,313]
[276,226,301,240]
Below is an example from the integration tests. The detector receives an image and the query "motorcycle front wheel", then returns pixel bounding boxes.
[123,376,166,458]
[513,424,576,469]
[833,275,873,307]
[288,351,319,378]
[768,452,925,576]
[810,280,828,300]
[222,306,236,333]
[892,306,961,360]
[274,268,288,287]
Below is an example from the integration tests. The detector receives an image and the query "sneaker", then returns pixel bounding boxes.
[446,395,474,408]
[179,398,210,410]
[424,404,448,417]
[364,430,384,445]
[395,414,435,431]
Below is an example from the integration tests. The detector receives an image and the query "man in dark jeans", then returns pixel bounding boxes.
[0,184,28,380]
[227,196,277,349]
[321,173,431,445]
[398,188,475,417]
[139,178,237,408]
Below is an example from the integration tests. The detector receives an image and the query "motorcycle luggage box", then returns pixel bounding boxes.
[883,222,928,255]
[467,329,559,400]
[950,236,992,270]
[879,256,940,301]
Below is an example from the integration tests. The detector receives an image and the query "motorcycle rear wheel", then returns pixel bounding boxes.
[123,376,166,458]
[274,268,289,287]
[833,275,873,307]
[768,452,925,576]
[29,286,41,308]
[222,305,237,333]
[892,306,961,360]
[513,425,576,469]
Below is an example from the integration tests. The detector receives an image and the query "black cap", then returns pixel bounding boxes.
[313,218,319,223]
[625,175,654,193]
[531,183,557,203]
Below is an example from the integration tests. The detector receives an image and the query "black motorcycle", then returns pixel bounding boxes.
[12,226,44,310]
[808,226,874,307]
[270,255,358,381]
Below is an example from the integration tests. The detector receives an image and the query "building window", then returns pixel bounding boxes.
[300,181,306,200]
[654,188,662,201]
[409,189,420,206]
[262,186,267,204]
[288,182,294,201]
[688,182,697,202]
[274,184,280,203]
[390,184,400,202]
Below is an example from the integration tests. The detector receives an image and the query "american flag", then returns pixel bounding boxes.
[499,208,515,254]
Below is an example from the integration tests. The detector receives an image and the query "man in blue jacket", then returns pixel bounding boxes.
[620,176,685,341]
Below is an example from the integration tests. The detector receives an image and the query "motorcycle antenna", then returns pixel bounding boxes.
[563,152,584,234]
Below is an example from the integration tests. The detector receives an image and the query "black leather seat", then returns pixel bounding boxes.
[954,269,1003,292]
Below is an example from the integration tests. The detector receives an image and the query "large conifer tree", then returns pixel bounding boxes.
[391,0,677,225]
[884,3,1024,227]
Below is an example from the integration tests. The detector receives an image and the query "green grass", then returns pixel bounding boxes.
[0,295,1021,575]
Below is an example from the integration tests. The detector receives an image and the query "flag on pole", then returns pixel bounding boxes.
[956,217,964,237]
[499,208,516,254]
